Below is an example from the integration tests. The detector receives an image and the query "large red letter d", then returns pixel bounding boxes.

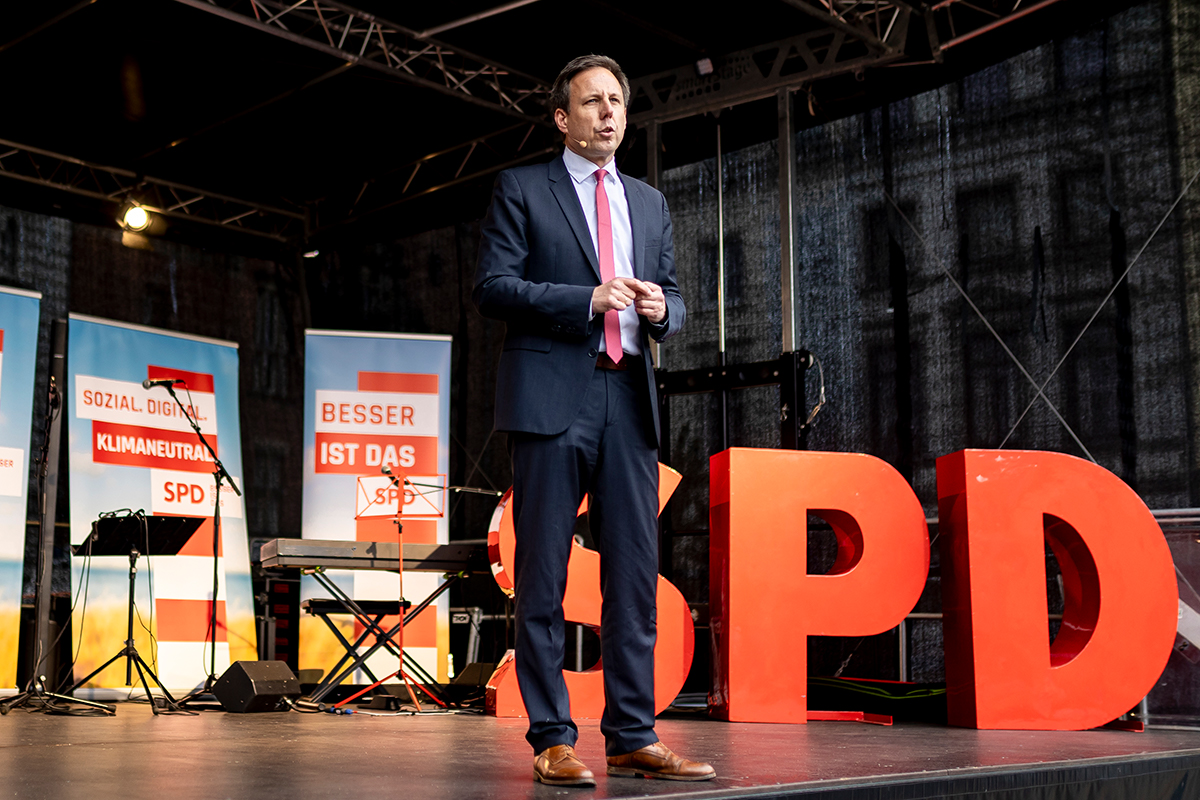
[938,449,1177,729]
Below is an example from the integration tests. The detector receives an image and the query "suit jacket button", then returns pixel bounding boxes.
[587,348,597,358]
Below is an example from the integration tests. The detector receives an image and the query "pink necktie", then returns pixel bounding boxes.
[594,169,622,364]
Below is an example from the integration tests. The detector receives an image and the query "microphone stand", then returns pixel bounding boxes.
[156,382,241,703]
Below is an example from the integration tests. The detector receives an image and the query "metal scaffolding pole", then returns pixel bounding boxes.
[778,87,798,355]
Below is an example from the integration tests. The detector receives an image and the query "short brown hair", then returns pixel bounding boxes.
[549,55,630,115]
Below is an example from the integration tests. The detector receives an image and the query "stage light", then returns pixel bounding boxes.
[695,58,714,77]
[122,204,150,232]
[303,249,320,258]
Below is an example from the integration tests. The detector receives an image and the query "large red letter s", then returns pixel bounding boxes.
[937,449,1177,729]
[709,448,930,723]
[485,464,694,718]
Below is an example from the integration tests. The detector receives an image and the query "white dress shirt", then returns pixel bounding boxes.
[561,148,640,356]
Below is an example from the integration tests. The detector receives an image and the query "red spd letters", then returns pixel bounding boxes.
[486,446,1178,731]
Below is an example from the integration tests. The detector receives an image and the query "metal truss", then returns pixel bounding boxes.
[922,0,1069,59]
[779,0,917,53]
[311,122,557,233]
[626,0,1081,124]
[628,4,913,125]
[1,0,1080,238]
[170,0,551,125]
[0,137,306,241]
[316,0,924,220]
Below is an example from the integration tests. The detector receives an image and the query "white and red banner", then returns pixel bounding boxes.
[76,368,219,473]
[67,315,256,697]
[301,331,452,685]
[0,287,40,691]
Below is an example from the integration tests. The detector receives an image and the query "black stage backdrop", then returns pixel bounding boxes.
[3,0,1199,711]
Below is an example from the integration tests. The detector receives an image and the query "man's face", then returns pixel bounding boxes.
[554,67,626,168]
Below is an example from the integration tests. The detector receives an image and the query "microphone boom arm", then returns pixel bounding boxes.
[163,383,241,497]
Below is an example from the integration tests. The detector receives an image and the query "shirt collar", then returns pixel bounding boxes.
[562,147,620,186]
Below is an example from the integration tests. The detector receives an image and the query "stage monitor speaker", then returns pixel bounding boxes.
[213,660,301,712]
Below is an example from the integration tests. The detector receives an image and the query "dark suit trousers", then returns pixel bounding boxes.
[510,363,661,757]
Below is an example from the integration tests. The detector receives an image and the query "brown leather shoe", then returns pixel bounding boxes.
[533,744,596,787]
[606,741,716,781]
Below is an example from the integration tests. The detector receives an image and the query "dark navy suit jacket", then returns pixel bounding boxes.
[473,155,685,447]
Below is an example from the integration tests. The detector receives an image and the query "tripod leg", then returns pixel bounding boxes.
[43,691,115,714]
[132,653,181,710]
[64,649,133,697]
[131,657,161,715]
[0,690,33,715]
[331,669,402,709]
[400,671,423,712]
[407,677,447,708]
[0,680,115,714]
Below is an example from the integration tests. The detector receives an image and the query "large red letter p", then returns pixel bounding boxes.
[709,448,930,723]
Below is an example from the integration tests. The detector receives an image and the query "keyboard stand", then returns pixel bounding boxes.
[301,567,458,708]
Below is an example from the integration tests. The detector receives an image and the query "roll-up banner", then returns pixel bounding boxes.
[67,315,256,696]
[301,330,452,684]
[0,287,40,690]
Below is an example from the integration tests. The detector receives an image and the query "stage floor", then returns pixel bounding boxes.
[3,702,1200,799]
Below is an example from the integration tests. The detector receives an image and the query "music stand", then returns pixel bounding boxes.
[323,468,449,712]
[67,513,203,714]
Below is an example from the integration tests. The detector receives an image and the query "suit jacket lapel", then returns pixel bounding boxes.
[548,156,601,281]
[623,177,646,280]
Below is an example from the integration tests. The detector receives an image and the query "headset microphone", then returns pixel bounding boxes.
[578,140,588,148]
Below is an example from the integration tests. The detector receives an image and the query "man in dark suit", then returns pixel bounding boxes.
[473,55,715,787]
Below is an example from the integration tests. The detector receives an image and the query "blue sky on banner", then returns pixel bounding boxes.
[0,287,40,688]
